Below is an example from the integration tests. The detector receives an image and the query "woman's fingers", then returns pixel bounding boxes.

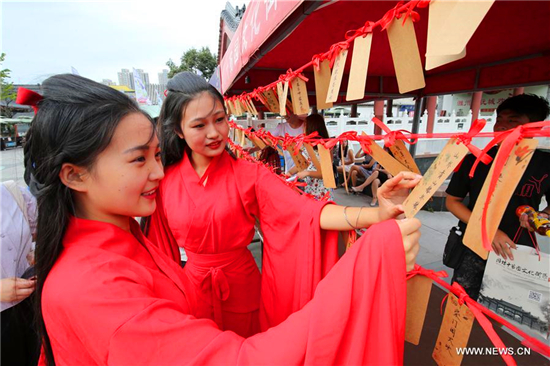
[405,239,421,272]
[15,287,35,300]
[15,278,36,289]
[0,278,36,302]
[397,218,422,271]
[379,172,422,196]
[396,218,421,239]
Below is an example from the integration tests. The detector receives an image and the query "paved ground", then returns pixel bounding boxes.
[0,147,26,185]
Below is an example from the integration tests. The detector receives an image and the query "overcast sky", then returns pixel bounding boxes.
[2,0,241,84]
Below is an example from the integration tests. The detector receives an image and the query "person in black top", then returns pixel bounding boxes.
[445,94,550,300]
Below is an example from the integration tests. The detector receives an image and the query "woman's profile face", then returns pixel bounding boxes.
[78,113,164,226]
[178,92,229,160]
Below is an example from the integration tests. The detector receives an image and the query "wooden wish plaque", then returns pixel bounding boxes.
[463,139,538,259]
[432,293,474,366]
[403,138,469,218]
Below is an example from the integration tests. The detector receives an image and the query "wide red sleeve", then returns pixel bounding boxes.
[145,186,181,264]
[115,221,407,365]
[49,220,406,365]
[249,164,340,330]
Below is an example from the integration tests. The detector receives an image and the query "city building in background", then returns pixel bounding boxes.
[158,69,169,86]
[117,68,133,89]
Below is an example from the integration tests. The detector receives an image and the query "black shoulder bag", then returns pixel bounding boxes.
[442,225,466,269]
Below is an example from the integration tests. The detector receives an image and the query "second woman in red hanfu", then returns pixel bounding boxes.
[146,72,422,337]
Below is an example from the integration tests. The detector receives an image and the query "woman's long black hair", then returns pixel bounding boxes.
[305,113,330,145]
[24,74,151,366]
[158,71,227,167]
[140,72,230,235]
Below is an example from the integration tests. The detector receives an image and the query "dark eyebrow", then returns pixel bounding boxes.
[189,109,226,123]
[124,143,160,154]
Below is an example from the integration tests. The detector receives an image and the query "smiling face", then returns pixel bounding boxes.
[178,91,229,166]
[70,113,164,229]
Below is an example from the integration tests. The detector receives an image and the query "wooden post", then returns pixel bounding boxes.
[470,91,483,122]
[408,97,423,157]
[426,96,437,134]
[374,100,384,135]
[513,87,525,96]
[350,103,358,118]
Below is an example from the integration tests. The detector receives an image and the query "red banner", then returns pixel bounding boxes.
[219,0,303,93]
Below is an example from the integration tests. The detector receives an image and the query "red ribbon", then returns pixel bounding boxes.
[380,1,403,30]
[345,21,375,41]
[278,69,309,87]
[327,41,350,69]
[359,139,373,155]
[413,264,550,361]
[371,117,417,147]
[311,53,327,72]
[406,264,448,281]
[445,283,517,366]
[325,131,358,150]
[228,119,550,152]
[469,121,550,251]
[16,87,43,113]
[401,0,424,25]
[281,131,319,155]
[380,0,424,30]
[453,118,493,166]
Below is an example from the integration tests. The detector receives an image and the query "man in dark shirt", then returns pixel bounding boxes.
[445,94,550,300]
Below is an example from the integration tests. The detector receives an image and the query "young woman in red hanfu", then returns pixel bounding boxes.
[23,74,421,366]
[146,72,423,337]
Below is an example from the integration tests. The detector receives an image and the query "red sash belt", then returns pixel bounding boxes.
[184,248,261,330]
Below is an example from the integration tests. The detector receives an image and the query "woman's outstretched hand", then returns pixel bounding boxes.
[377,172,422,222]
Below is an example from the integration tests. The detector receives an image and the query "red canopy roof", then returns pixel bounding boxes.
[219,0,550,105]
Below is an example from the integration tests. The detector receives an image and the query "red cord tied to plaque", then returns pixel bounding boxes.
[402,0,430,24]
[16,87,43,113]
[371,117,416,147]
[281,131,319,155]
[278,69,309,88]
[324,130,359,150]
[442,283,517,366]
[453,118,493,169]
[255,128,280,147]
[250,86,264,102]
[345,20,375,41]
[326,41,350,69]
[311,52,328,72]
[379,0,422,30]
[406,264,448,281]
[237,92,248,106]
[359,139,374,155]
[470,121,550,252]
[410,264,550,361]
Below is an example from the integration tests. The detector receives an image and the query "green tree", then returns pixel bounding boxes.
[166,47,217,80]
[1,53,17,117]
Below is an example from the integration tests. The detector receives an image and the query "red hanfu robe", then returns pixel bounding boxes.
[42,217,407,365]
[147,151,339,336]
